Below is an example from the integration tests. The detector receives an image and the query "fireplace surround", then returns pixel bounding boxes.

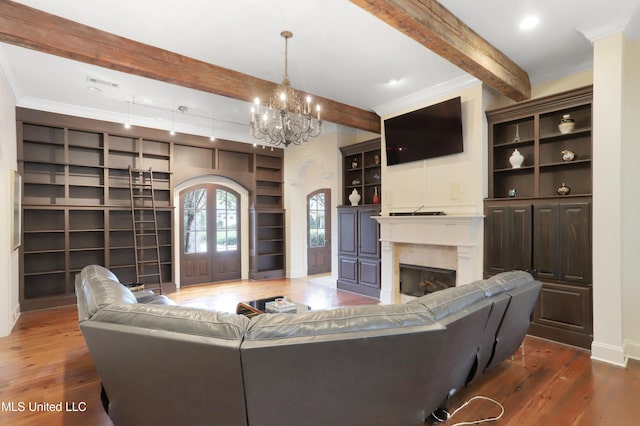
[374,214,484,303]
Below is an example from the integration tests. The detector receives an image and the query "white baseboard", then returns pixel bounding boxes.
[624,339,640,361]
[9,303,20,331]
[591,341,627,367]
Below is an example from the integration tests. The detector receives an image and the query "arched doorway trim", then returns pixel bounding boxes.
[173,175,249,286]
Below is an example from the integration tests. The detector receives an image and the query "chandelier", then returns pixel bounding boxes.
[250,31,322,147]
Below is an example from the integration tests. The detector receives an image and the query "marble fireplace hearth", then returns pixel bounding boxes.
[373,214,484,304]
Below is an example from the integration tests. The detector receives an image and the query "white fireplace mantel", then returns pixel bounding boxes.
[373,214,484,303]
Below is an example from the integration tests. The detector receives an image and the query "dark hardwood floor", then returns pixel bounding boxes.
[0,277,638,425]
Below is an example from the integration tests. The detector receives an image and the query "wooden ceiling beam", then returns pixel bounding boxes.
[349,0,531,101]
[0,1,381,133]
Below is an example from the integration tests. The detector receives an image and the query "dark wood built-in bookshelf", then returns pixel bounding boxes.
[337,139,382,298]
[484,86,593,349]
[17,108,285,311]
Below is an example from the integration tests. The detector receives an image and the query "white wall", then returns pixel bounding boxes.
[622,39,640,360]
[380,84,486,217]
[591,33,627,366]
[284,126,378,279]
[0,63,19,336]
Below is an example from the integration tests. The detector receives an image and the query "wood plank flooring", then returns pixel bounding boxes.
[0,276,638,425]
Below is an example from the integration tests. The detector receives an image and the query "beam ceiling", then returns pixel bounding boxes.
[0,1,381,133]
[0,0,532,136]
[349,0,531,101]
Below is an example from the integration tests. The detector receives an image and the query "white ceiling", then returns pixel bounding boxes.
[1,0,639,143]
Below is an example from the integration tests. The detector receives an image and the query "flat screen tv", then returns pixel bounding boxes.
[384,96,464,166]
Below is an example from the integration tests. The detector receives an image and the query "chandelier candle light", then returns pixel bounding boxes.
[250,31,322,147]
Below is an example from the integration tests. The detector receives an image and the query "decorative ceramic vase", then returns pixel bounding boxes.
[351,158,359,169]
[348,188,361,206]
[509,148,524,168]
[561,149,576,161]
[557,183,571,196]
[558,114,575,134]
[373,187,380,204]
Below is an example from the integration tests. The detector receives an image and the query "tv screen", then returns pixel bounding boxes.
[384,96,464,166]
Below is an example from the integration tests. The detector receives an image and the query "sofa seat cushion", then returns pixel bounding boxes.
[245,304,436,340]
[410,284,486,321]
[90,303,249,340]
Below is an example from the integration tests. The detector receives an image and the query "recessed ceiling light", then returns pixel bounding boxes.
[519,16,540,31]
[387,78,401,86]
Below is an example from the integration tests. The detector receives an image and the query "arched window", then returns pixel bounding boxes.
[183,187,207,254]
[216,189,238,252]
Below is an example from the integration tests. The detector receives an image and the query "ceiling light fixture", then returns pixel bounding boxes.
[519,16,540,31]
[250,31,322,148]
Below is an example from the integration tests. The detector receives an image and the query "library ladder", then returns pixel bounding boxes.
[128,166,163,294]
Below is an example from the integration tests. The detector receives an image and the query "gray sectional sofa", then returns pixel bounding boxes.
[75,264,541,426]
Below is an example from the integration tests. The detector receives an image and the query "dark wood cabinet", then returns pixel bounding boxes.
[484,86,593,349]
[337,206,381,298]
[337,139,382,298]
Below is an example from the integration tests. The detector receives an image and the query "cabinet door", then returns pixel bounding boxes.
[533,205,560,281]
[357,207,380,258]
[358,258,380,288]
[533,202,591,284]
[511,205,533,271]
[559,203,591,284]
[338,208,357,257]
[484,205,510,275]
[484,204,531,274]
[338,256,358,283]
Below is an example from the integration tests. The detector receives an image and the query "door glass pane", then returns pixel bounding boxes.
[309,193,326,248]
[183,188,207,254]
[216,189,238,252]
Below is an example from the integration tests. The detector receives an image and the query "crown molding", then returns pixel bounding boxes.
[372,75,480,117]
[16,96,256,144]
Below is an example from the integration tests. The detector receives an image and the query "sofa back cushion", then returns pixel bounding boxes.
[409,284,486,321]
[245,303,435,341]
[91,303,249,340]
[78,265,138,320]
[483,270,534,292]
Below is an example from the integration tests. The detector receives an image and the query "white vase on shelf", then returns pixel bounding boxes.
[348,188,361,206]
[509,148,524,168]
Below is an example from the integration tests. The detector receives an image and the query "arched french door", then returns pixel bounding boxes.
[307,189,331,275]
[180,184,241,285]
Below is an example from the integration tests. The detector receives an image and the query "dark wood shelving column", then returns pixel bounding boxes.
[250,154,285,280]
[484,86,593,349]
[337,139,382,298]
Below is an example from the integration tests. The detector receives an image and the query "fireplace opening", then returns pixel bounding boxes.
[399,264,456,297]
